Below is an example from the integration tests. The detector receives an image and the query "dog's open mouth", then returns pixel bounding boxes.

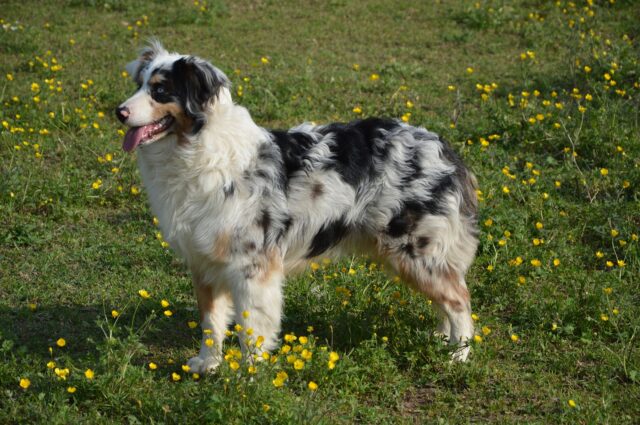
[122,115,175,152]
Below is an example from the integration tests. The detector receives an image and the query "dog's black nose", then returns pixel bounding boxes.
[115,106,130,123]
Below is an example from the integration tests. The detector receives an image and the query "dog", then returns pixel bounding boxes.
[116,41,479,372]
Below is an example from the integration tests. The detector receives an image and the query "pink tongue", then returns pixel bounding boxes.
[123,126,146,152]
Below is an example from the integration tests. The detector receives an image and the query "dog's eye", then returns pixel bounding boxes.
[154,85,165,94]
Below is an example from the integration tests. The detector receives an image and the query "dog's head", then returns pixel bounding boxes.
[116,41,231,152]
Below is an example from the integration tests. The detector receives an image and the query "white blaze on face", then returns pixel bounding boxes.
[119,88,155,127]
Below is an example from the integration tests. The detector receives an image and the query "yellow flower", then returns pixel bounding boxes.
[19,378,31,389]
[352,106,362,114]
[568,399,576,408]
[160,299,170,308]
[502,186,510,194]
[595,251,604,259]
[54,368,70,380]
[47,361,56,369]
[369,73,380,81]
[530,259,541,267]
[234,323,243,332]
[447,85,456,91]
[263,404,271,412]
[466,67,474,74]
[617,260,625,267]
[171,372,181,381]
[56,338,66,348]
[260,57,269,64]
[131,186,140,195]
[329,351,340,362]
[294,359,305,370]
[600,314,609,321]
[535,222,543,230]
[84,369,95,379]
[481,326,491,336]
[553,259,560,267]
[610,229,618,237]
[205,338,214,347]
[67,386,77,393]
[308,381,318,391]
[473,335,483,343]
[181,365,190,373]
[148,362,157,370]
[600,168,608,176]
[352,63,360,71]
[471,313,479,321]
[229,361,240,371]
[510,334,519,342]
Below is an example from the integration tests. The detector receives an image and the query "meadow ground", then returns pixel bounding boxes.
[1,0,639,423]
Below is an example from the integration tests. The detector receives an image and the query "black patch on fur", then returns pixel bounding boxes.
[386,198,442,238]
[258,210,271,244]
[148,69,174,103]
[307,216,349,258]
[319,118,399,188]
[223,182,235,198]
[416,236,430,249]
[170,57,230,134]
[269,130,317,184]
[401,148,424,184]
[402,243,415,258]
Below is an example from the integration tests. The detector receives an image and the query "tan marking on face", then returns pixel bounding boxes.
[149,99,194,137]
[148,73,166,86]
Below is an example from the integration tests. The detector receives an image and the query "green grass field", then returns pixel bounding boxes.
[1,0,639,423]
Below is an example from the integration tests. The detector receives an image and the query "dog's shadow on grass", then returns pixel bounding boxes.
[0,299,413,363]
[0,303,195,362]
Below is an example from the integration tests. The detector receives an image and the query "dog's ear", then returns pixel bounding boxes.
[126,40,167,86]
[172,56,231,133]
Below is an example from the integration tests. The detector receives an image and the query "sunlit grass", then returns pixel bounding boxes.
[1,0,639,423]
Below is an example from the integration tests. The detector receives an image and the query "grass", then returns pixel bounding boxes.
[1,0,639,423]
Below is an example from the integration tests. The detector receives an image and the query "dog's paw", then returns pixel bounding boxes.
[187,355,220,373]
[450,344,471,362]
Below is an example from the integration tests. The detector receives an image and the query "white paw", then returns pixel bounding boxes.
[450,344,470,362]
[187,355,220,374]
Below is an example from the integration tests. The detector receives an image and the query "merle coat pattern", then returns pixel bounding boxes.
[116,42,479,372]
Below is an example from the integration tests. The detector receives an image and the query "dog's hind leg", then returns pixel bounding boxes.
[393,257,474,361]
[188,275,234,374]
[229,251,284,362]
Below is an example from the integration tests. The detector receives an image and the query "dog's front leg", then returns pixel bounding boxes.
[187,277,233,374]
[229,252,284,363]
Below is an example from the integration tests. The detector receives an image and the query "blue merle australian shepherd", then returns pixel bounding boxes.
[116,42,479,372]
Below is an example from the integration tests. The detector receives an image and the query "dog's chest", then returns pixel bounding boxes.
[137,148,231,263]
